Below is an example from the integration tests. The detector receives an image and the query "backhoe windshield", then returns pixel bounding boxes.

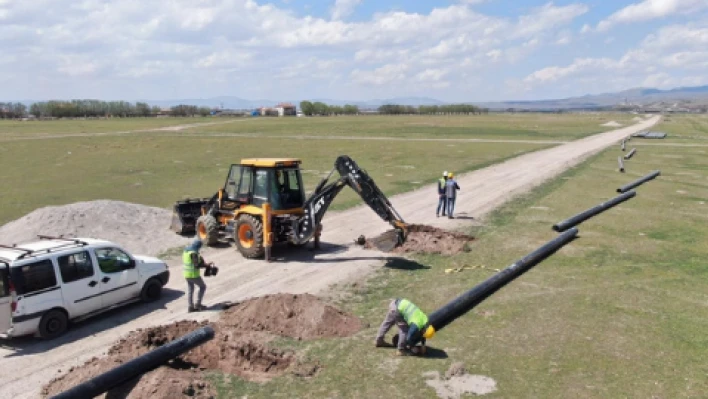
[264,168,304,210]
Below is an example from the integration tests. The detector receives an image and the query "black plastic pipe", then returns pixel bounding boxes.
[418,227,578,342]
[621,140,626,151]
[51,326,215,399]
[618,157,625,173]
[624,148,637,160]
[552,191,636,232]
[617,170,661,193]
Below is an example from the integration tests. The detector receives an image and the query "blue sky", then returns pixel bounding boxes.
[1,0,708,102]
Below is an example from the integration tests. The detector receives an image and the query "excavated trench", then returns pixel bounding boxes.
[42,294,361,398]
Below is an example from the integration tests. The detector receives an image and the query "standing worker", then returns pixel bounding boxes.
[436,171,448,217]
[445,172,460,219]
[375,298,436,356]
[183,239,208,312]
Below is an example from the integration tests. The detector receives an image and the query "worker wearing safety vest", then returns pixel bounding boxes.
[436,171,448,217]
[183,239,208,312]
[375,298,436,356]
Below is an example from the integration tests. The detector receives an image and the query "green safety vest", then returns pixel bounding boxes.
[438,178,446,193]
[183,250,200,278]
[397,299,428,329]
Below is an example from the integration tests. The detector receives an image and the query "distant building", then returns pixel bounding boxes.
[275,102,297,116]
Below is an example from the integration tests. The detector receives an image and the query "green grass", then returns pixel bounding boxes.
[183,113,638,140]
[0,134,549,225]
[211,118,708,398]
[0,117,220,137]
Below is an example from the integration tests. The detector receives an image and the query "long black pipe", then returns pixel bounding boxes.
[624,148,637,160]
[617,170,661,193]
[552,191,636,232]
[621,140,626,151]
[51,326,215,399]
[618,157,624,173]
[416,227,578,343]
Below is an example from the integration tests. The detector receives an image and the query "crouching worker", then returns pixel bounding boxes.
[375,298,436,356]
[183,239,209,312]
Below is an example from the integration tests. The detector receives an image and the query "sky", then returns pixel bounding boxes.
[2,0,708,103]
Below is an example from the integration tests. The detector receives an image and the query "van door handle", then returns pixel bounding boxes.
[88,281,97,287]
[101,277,111,283]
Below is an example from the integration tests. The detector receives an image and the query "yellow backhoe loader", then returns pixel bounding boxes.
[170,155,409,261]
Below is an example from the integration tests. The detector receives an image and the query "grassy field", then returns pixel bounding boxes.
[211,116,708,398]
[0,113,640,226]
[182,113,639,140]
[641,114,708,144]
[0,134,549,225]
[0,117,218,137]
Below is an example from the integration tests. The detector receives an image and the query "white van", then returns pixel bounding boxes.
[0,236,170,339]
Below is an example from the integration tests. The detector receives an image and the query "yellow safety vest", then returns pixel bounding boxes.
[397,299,428,329]
[182,250,200,278]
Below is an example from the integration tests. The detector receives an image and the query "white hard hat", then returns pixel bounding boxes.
[443,171,448,176]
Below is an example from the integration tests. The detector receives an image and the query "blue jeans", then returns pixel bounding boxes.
[437,195,447,215]
[447,198,456,217]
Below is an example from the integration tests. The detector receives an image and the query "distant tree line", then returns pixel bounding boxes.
[299,101,360,116]
[378,104,489,115]
[169,104,212,117]
[0,102,28,119]
[27,100,162,118]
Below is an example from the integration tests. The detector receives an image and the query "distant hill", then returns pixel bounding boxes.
[9,85,708,111]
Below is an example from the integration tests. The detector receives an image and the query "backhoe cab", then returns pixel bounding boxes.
[170,155,408,261]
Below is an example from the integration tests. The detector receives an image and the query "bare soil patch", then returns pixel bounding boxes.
[363,224,475,256]
[424,362,498,398]
[0,200,191,257]
[42,294,362,398]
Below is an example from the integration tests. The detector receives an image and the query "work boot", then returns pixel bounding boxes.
[396,348,410,356]
[188,305,195,313]
[195,304,207,311]
[375,338,393,348]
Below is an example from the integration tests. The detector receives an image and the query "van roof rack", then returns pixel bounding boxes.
[37,235,89,246]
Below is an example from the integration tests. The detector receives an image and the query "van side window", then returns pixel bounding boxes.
[58,251,95,283]
[10,260,57,295]
[95,248,132,274]
[0,265,8,297]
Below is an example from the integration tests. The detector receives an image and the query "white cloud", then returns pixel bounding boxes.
[523,22,708,92]
[330,0,361,20]
[597,0,708,31]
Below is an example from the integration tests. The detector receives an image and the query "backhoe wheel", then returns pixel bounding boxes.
[235,215,265,259]
[196,214,220,246]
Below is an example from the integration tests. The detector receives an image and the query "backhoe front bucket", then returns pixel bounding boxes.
[368,228,406,252]
[170,198,210,235]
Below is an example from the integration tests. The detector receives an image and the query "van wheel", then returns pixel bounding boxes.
[38,310,68,340]
[141,279,162,302]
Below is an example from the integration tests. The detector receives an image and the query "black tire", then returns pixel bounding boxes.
[141,278,163,302]
[234,214,265,259]
[196,214,220,246]
[38,309,68,340]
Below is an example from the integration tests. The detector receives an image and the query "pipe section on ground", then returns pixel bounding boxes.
[51,326,215,399]
[552,191,636,232]
[624,148,637,160]
[419,228,579,341]
[618,157,625,173]
[617,170,661,194]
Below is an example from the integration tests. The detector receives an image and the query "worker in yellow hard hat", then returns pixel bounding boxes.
[375,298,436,356]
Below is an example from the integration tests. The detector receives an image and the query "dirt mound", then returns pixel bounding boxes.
[601,121,623,127]
[364,224,475,256]
[0,200,191,256]
[43,295,359,397]
[220,293,363,340]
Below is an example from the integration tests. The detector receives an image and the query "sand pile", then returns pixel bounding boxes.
[220,293,363,340]
[0,200,192,256]
[601,121,623,127]
[42,294,361,398]
[364,224,475,256]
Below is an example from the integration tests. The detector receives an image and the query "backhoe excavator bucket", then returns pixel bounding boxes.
[170,198,210,235]
[368,227,407,252]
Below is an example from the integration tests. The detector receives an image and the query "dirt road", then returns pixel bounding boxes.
[0,116,660,398]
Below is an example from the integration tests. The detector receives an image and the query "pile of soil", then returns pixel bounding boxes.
[0,200,191,256]
[364,224,475,256]
[220,293,363,340]
[601,121,623,127]
[43,295,362,398]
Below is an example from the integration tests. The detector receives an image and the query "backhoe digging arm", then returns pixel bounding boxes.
[290,155,408,250]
